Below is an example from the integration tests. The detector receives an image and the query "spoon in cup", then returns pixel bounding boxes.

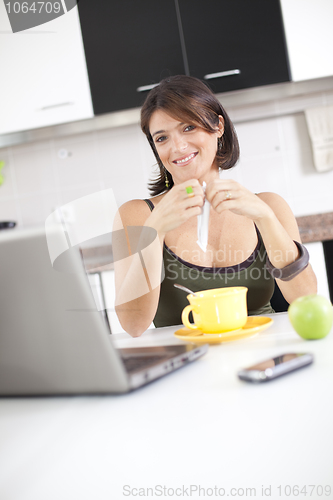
[174,283,198,297]
[173,284,202,335]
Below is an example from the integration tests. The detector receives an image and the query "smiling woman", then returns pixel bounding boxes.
[141,75,239,195]
[113,75,317,337]
[149,110,222,189]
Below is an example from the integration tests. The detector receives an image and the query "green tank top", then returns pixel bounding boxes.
[144,199,275,328]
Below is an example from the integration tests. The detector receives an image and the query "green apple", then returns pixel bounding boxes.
[288,294,333,340]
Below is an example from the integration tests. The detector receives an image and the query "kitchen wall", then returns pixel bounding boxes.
[1,82,333,226]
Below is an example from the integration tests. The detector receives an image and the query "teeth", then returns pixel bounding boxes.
[175,153,195,164]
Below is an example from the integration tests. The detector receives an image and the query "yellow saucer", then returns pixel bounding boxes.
[174,316,273,344]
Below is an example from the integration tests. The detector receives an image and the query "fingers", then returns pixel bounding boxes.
[176,179,205,208]
[184,205,203,218]
[205,179,237,202]
[205,179,267,219]
[205,179,252,214]
[206,185,235,212]
[180,179,204,198]
[154,179,204,232]
[211,189,235,211]
[213,197,238,214]
[185,185,195,198]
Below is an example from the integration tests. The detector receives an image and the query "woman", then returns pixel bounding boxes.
[113,75,317,337]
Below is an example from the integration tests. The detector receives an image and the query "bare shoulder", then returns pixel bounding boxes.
[257,192,301,238]
[257,192,291,212]
[115,199,152,228]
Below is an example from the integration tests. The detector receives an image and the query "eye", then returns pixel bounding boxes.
[184,125,196,132]
[155,135,167,144]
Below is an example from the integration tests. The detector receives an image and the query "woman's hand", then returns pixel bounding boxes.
[113,179,204,336]
[146,179,205,236]
[205,179,272,222]
[206,179,317,302]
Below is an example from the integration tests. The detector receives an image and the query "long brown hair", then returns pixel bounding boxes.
[141,75,239,196]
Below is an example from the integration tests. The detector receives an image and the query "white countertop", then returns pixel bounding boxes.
[0,312,332,500]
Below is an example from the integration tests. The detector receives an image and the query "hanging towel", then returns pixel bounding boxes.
[304,105,333,172]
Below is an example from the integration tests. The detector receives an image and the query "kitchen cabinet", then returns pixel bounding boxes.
[77,0,290,115]
[77,0,185,114]
[0,4,93,135]
[280,0,333,82]
[178,0,290,94]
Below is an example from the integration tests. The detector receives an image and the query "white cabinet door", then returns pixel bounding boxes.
[280,0,333,81]
[0,4,93,135]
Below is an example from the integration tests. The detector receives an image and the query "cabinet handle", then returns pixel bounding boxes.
[136,83,160,93]
[37,102,74,111]
[204,69,240,80]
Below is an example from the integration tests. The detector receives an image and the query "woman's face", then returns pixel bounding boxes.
[149,110,224,186]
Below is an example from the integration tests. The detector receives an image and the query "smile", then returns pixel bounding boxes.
[173,152,198,165]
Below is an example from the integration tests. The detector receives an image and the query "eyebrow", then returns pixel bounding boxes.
[151,122,185,138]
[152,130,165,138]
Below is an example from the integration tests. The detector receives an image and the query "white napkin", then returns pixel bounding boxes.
[196,181,210,252]
[304,105,333,172]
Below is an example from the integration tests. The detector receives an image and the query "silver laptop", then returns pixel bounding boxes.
[0,227,207,396]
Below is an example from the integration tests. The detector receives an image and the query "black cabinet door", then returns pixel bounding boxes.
[78,0,186,114]
[178,0,290,94]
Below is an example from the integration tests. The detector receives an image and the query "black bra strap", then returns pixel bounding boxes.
[143,199,155,211]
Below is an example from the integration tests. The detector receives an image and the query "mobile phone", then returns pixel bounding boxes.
[237,353,314,383]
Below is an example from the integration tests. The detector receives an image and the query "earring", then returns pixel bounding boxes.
[164,168,170,189]
[218,136,223,150]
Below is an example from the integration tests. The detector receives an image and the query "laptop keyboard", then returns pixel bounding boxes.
[122,355,169,373]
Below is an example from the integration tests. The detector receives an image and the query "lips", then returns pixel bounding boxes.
[172,152,198,165]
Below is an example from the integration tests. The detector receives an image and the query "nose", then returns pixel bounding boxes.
[171,133,187,153]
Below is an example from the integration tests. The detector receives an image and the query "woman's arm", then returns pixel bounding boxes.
[113,200,164,337]
[254,192,317,303]
[205,180,317,304]
[113,180,204,336]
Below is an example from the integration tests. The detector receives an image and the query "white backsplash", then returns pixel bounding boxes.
[1,83,333,227]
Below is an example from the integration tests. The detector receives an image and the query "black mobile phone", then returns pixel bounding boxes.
[237,353,314,383]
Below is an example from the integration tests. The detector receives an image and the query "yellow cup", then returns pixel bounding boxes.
[181,287,248,334]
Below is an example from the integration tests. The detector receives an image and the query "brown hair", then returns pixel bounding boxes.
[141,75,239,196]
